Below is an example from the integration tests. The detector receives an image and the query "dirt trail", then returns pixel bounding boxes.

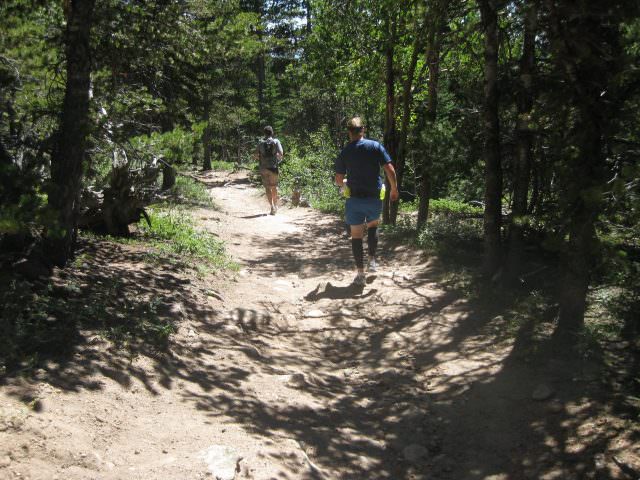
[0,170,636,479]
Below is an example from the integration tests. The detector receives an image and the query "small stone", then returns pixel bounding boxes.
[305,309,325,318]
[221,324,242,334]
[201,445,239,480]
[403,444,429,463]
[286,373,307,388]
[162,449,169,454]
[134,450,141,455]
[532,384,554,401]
[0,455,11,467]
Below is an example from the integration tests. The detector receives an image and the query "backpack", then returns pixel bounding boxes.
[259,138,279,169]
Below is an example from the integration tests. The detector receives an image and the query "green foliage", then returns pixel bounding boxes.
[129,127,196,167]
[401,198,484,216]
[168,176,213,207]
[209,160,235,171]
[138,206,236,271]
[417,216,484,253]
[278,129,344,214]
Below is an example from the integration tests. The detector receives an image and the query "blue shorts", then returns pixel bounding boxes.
[345,197,382,225]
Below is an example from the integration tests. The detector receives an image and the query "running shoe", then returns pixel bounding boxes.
[354,271,366,287]
[368,258,378,273]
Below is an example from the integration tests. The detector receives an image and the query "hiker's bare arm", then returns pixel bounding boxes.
[383,163,399,201]
[335,173,345,187]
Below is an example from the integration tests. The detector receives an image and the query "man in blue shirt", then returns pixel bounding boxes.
[335,117,398,286]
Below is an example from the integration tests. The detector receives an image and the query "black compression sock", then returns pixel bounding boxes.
[351,238,364,270]
[367,226,378,258]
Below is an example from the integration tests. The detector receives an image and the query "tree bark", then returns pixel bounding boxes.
[304,0,312,34]
[390,14,424,225]
[161,162,176,190]
[544,0,612,337]
[417,12,444,230]
[506,0,537,278]
[202,94,212,171]
[44,0,95,267]
[557,106,602,336]
[479,0,503,277]
[257,6,266,125]
[382,17,397,225]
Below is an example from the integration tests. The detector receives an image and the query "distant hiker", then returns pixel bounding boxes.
[335,117,398,286]
[255,125,284,215]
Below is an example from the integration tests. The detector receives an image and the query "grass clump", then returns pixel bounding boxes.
[209,160,235,171]
[139,206,236,271]
[168,176,213,206]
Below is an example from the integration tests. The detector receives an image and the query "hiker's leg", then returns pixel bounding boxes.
[366,219,380,258]
[271,186,278,206]
[363,199,382,272]
[346,199,366,273]
[261,170,272,206]
[350,224,365,271]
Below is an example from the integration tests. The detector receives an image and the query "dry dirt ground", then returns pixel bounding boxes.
[1,170,638,480]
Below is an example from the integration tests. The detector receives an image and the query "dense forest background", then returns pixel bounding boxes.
[1,0,639,350]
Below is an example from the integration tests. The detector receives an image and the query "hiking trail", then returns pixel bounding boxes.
[0,170,634,480]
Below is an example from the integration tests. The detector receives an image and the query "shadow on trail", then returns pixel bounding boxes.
[304,281,370,300]
[1,237,221,397]
[1,176,632,479]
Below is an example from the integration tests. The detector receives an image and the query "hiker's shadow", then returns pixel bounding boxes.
[304,279,377,301]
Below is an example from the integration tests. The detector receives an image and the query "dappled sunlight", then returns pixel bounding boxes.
[1,172,635,479]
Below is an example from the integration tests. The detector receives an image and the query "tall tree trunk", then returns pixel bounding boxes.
[257,12,266,125]
[257,52,265,123]
[202,95,212,171]
[479,0,503,277]
[390,18,423,225]
[545,0,615,338]
[506,0,537,278]
[557,107,602,336]
[160,117,176,190]
[0,137,10,168]
[417,13,444,230]
[382,18,397,224]
[304,0,312,34]
[44,0,95,267]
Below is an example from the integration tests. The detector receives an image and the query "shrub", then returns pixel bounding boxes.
[168,176,212,206]
[278,128,344,214]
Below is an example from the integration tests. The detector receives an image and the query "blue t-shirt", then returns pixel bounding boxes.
[335,139,392,197]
